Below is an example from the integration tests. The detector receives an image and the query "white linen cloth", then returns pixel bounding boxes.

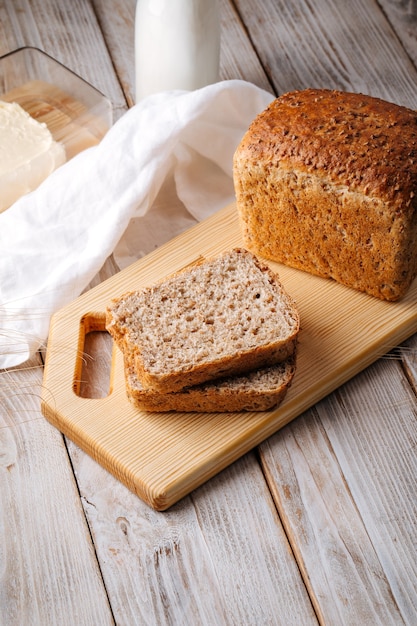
[0,80,273,369]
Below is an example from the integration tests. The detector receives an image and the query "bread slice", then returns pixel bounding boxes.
[124,352,296,412]
[233,88,417,301]
[106,248,299,393]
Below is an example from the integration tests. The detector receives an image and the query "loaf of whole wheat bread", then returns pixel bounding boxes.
[233,88,417,301]
[124,351,296,412]
[106,248,299,394]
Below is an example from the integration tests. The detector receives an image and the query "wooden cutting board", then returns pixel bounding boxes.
[41,203,417,510]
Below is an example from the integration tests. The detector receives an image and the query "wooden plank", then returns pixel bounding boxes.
[0,357,114,626]
[400,332,417,388]
[91,0,137,109]
[377,0,417,67]
[260,356,417,622]
[0,0,127,120]
[41,203,417,510]
[234,0,417,107]
[219,0,274,92]
[66,439,318,625]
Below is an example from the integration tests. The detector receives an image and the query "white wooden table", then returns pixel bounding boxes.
[1,1,417,624]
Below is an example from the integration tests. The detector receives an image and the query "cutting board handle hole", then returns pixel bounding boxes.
[74,313,113,399]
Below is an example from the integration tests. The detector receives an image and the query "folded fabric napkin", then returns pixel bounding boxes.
[0,79,273,369]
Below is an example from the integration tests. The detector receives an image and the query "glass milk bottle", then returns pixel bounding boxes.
[135,0,220,102]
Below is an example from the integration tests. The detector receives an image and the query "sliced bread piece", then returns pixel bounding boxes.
[106,248,300,393]
[124,352,297,413]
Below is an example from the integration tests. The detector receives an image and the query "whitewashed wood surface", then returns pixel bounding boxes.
[1,0,417,624]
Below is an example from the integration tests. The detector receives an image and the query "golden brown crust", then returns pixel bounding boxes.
[236,88,417,206]
[233,89,417,301]
[125,353,297,413]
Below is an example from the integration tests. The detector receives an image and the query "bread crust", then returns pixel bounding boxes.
[233,88,417,301]
[124,353,297,413]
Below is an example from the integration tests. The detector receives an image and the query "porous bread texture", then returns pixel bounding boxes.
[233,88,417,301]
[124,352,296,412]
[106,248,299,393]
